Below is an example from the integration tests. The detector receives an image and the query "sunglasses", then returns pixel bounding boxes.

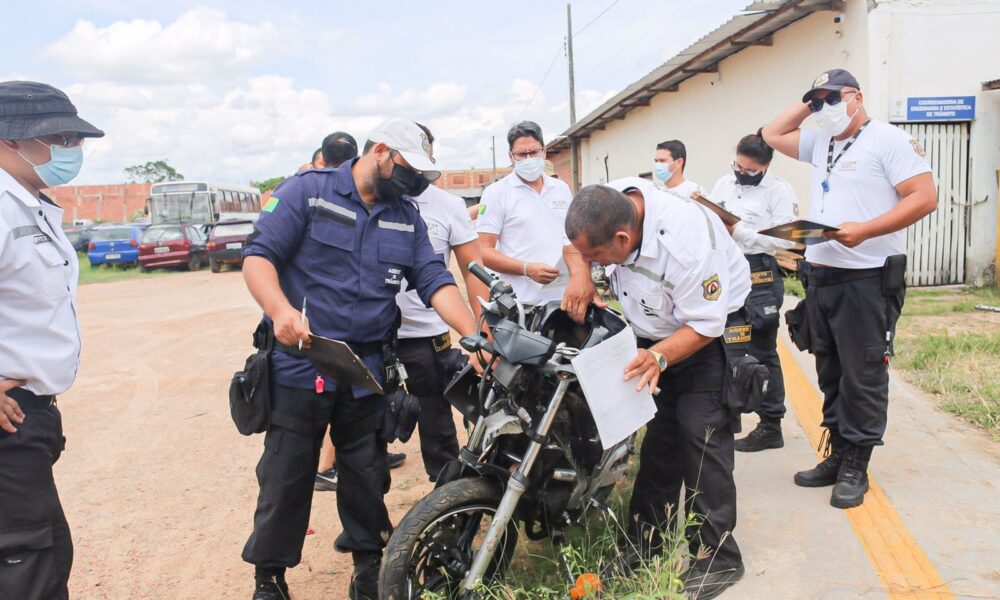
[38,134,85,148]
[807,90,857,113]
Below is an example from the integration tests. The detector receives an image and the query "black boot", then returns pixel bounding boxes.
[252,568,290,600]
[734,417,783,452]
[794,429,846,487]
[830,444,872,509]
[683,563,746,599]
[349,551,381,600]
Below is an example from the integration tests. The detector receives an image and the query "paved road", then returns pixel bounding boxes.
[58,276,1000,598]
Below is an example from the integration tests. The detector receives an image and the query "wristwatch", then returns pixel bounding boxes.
[648,349,668,373]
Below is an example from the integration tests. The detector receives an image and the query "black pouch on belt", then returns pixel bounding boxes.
[380,341,421,444]
[882,254,907,296]
[229,320,274,436]
[784,298,812,353]
[721,317,770,419]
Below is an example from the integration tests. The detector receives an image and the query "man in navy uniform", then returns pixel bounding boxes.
[240,118,483,600]
[0,81,104,600]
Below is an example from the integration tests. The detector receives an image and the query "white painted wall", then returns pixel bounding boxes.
[576,0,1000,283]
[867,0,1000,283]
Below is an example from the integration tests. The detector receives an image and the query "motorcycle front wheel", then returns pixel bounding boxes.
[380,477,519,600]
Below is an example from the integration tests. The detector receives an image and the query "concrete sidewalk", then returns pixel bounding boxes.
[727,301,1000,599]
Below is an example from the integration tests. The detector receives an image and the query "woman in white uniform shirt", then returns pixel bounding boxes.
[710,130,798,453]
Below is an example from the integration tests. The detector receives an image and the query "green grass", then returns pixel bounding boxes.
[77,252,181,285]
[900,285,1000,317]
[783,275,804,299]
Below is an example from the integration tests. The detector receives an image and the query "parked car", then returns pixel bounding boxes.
[63,225,94,253]
[86,224,147,267]
[207,220,254,273]
[138,224,209,272]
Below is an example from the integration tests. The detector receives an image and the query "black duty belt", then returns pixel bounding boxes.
[7,387,56,409]
[807,266,882,287]
[744,252,775,271]
[276,339,383,357]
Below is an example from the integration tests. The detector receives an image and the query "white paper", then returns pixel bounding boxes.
[542,256,570,289]
[570,326,657,449]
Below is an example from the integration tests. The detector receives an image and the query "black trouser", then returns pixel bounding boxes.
[804,265,904,447]
[242,383,391,570]
[0,389,73,600]
[628,339,742,572]
[744,253,786,421]
[396,334,460,481]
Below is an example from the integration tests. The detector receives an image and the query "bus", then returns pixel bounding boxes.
[147,181,261,227]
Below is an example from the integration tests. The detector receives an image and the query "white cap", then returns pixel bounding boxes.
[367,118,441,181]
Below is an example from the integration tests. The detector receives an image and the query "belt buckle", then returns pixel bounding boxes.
[432,334,451,353]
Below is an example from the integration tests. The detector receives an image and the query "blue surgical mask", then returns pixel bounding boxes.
[17,139,84,187]
[514,156,545,182]
[653,161,674,182]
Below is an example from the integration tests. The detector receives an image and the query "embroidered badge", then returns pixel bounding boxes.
[478,205,488,216]
[263,197,280,213]
[910,139,926,158]
[813,72,830,87]
[420,132,432,156]
[723,325,751,344]
[702,274,721,301]
[750,270,774,285]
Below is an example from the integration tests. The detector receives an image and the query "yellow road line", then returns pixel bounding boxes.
[777,339,954,599]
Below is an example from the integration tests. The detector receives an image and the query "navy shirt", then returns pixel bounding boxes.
[244,159,456,395]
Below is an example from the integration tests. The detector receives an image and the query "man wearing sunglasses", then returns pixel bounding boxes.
[241,118,483,600]
[0,80,105,600]
[762,69,936,509]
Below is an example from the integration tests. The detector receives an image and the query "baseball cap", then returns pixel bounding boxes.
[0,81,104,141]
[367,118,440,181]
[801,69,861,102]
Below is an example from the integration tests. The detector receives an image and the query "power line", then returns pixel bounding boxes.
[515,43,565,122]
[574,0,623,37]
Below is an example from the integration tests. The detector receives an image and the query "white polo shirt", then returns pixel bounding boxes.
[709,171,799,256]
[798,120,932,268]
[606,177,750,341]
[0,167,81,396]
[662,178,707,200]
[397,185,478,339]
[476,171,573,305]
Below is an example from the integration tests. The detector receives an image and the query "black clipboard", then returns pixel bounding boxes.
[295,334,383,395]
[759,219,840,245]
[691,193,741,227]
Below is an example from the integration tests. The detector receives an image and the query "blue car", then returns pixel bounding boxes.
[87,224,147,267]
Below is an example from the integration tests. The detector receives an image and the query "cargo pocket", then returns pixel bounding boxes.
[309,217,356,281]
[34,243,69,302]
[0,521,59,600]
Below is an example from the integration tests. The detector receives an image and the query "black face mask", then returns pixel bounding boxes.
[734,170,765,186]
[375,159,430,202]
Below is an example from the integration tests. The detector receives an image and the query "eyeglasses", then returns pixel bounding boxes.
[511,148,544,161]
[38,134,85,148]
[807,90,857,113]
[731,161,763,177]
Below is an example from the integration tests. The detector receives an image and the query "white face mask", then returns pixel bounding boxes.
[514,156,545,182]
[815,99,858,137]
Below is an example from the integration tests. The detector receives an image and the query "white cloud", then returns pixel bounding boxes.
[43,8,286,84]
[353,82,468,116]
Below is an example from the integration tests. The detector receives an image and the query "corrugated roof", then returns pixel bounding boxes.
[982,79,1000,91]
[549,0,844,152]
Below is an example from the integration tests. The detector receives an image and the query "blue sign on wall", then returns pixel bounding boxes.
[906,96,976,121]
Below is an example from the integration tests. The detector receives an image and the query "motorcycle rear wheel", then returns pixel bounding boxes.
[380,478,519,600]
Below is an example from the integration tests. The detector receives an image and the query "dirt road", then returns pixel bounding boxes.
[61,270,441,599]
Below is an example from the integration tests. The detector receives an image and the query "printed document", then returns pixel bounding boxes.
[570,326,657,449]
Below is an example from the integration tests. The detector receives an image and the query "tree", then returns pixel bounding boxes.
[124,160,184,183]
[252,176,286,193]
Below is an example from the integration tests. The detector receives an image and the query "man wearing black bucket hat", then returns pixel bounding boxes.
[762,69,936,508]
[0,80,104,600]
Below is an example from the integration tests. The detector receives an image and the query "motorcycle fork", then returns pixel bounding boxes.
[460,378,572,591]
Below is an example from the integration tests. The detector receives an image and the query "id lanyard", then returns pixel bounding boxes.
[821,120,871,209]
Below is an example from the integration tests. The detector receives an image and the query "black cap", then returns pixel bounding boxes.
[801,69,861,102]
[0,81,104,141]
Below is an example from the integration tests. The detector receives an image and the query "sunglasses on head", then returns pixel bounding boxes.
[807,90,857,113]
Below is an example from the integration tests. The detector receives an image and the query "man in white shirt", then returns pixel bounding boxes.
[0,80,105,600]
[395,124,489,481]
[653,139,707,199]
[763,68,936,508]
[710,131,799,452]
[566,178,750,599]
[477,121,594,321]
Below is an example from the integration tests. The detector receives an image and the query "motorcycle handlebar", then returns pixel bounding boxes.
[467,262,496,287]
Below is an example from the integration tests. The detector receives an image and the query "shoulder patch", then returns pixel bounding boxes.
[702,274,721,301]
[262,197,280,213]
[478,204,487,216]
[910,138,926,158]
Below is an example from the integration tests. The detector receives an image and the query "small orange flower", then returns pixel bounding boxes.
[570,573,602,598]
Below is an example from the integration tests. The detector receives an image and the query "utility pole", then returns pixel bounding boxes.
[491,135,497,181]
[566,3,580,192]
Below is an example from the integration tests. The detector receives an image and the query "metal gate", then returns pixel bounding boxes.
[901,122,970,286]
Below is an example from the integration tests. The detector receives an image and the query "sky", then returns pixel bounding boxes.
[5,0,751,185]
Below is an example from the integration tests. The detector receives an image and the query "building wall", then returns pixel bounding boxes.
[436,167,510,192]
[866,0,1000,284]
[45,183,153,224]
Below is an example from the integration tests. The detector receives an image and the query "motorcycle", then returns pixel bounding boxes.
[379,263,636,599]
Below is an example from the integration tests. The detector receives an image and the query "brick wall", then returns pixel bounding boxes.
[45,183,153,224]
[435,167,511,192]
